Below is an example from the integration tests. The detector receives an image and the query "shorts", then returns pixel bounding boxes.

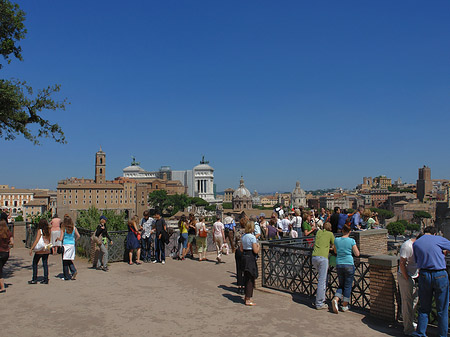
[181,233,188,249]
[188,235,196,245]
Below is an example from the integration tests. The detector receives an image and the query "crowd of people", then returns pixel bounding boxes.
[2,205,450,335]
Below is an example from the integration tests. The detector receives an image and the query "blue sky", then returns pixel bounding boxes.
[2,0,449,193]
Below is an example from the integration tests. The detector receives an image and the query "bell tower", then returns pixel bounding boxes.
[95,147,106,184]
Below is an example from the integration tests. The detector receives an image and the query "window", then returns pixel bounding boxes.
[4,201,8,206]
[100,168,103,174]
[14,201,17,207]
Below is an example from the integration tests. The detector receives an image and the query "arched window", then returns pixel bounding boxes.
[100,158,103,164]
[100,168,103,174]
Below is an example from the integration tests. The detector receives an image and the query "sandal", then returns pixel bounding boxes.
[128,262,133,265]
[135,261,142,265]
[245,302,255,306]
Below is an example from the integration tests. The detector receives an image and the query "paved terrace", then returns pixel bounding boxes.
[3,247,405,337]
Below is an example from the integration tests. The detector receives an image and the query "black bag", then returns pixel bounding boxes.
[162,230,170,244]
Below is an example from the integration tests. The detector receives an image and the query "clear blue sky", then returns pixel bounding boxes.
[2,0,449,193]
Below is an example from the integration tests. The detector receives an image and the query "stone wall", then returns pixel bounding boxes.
[352,229,388,255]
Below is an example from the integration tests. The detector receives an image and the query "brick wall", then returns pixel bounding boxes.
[352,229,388,255]
[368,255,399,322]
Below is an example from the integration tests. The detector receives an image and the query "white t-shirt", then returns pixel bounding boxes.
[399,239,418,278]
[213,221,224,237]
[281,219,290,232]
[290,216,302,229]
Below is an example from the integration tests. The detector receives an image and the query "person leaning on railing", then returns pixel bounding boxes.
[312,222,335,310]
[332,223,360,314]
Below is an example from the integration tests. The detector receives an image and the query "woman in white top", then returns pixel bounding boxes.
[240,218,260,306]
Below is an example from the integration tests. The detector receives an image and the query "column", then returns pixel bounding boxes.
[368,255,399,322]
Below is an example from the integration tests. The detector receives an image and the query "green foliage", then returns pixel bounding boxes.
[0,0,26,68]
[77,206,127,231]
[29,210,52,227]
[14,214,23,221]
[414,211,431,219]
[222,202,232,209]
[148,190,168,213]
[388,186,413,193]
[370,208,394,220]
[205,204,216,212]
[387,221,406,241]
[189,197,208,207]
[0,1,68,145]
[406,222,421,231]
[166,193,190,216]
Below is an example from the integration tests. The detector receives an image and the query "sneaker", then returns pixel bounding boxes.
[152,260,158,264]
[162,261,165,265]
[102,267,109,272]
[40,279,49,284]
[28,280,37,284]
[316,305,328,310]
[71,271,78,280]
[332,298,339,314]
[341,305,349,312]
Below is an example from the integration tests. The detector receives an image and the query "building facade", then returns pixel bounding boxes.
[417,166,432,202]
[232,177,252,211]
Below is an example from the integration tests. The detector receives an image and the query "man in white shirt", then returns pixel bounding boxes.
[212,216,225,263]
[398,233,421,335]
[281,215,290,237]
[140,210,155,263]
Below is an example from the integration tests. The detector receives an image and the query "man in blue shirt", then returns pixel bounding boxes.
[351,207,363,231]
[412,226,450,337]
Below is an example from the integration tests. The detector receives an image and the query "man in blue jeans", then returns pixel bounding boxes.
[412,226,450,337]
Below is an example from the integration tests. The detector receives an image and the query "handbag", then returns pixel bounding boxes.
[91,233,102,246]
[199,226,207,238]
[33,230,46,251]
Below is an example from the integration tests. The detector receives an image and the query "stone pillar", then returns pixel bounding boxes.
[368,255,399,322]
[352,229,388,255]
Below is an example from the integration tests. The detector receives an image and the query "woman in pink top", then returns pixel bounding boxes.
[50,214,62,255]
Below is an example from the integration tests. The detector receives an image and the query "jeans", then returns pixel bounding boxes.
[32,253,49,281]
[312,256,329,307]
[155,236,165,262]
[62,260,77,280]
[141,237,152,261]
[398,272,418,335]
[335,264,355,303]
[96,243,108,268]
[413,270,449,337]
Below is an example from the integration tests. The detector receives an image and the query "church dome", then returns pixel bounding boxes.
[233,177,251,198]
[194,163,214,171]
[123,165,145,173]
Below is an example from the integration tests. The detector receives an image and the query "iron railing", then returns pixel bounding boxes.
[261,237,371,311]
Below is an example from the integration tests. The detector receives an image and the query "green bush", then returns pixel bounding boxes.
[387,221,405,241]
[14,215,23,221]
[77,206,127,231]
[406,223,421,231]
[222,202,232,209]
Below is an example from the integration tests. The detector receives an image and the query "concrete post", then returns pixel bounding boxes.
[368,255,399,322]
